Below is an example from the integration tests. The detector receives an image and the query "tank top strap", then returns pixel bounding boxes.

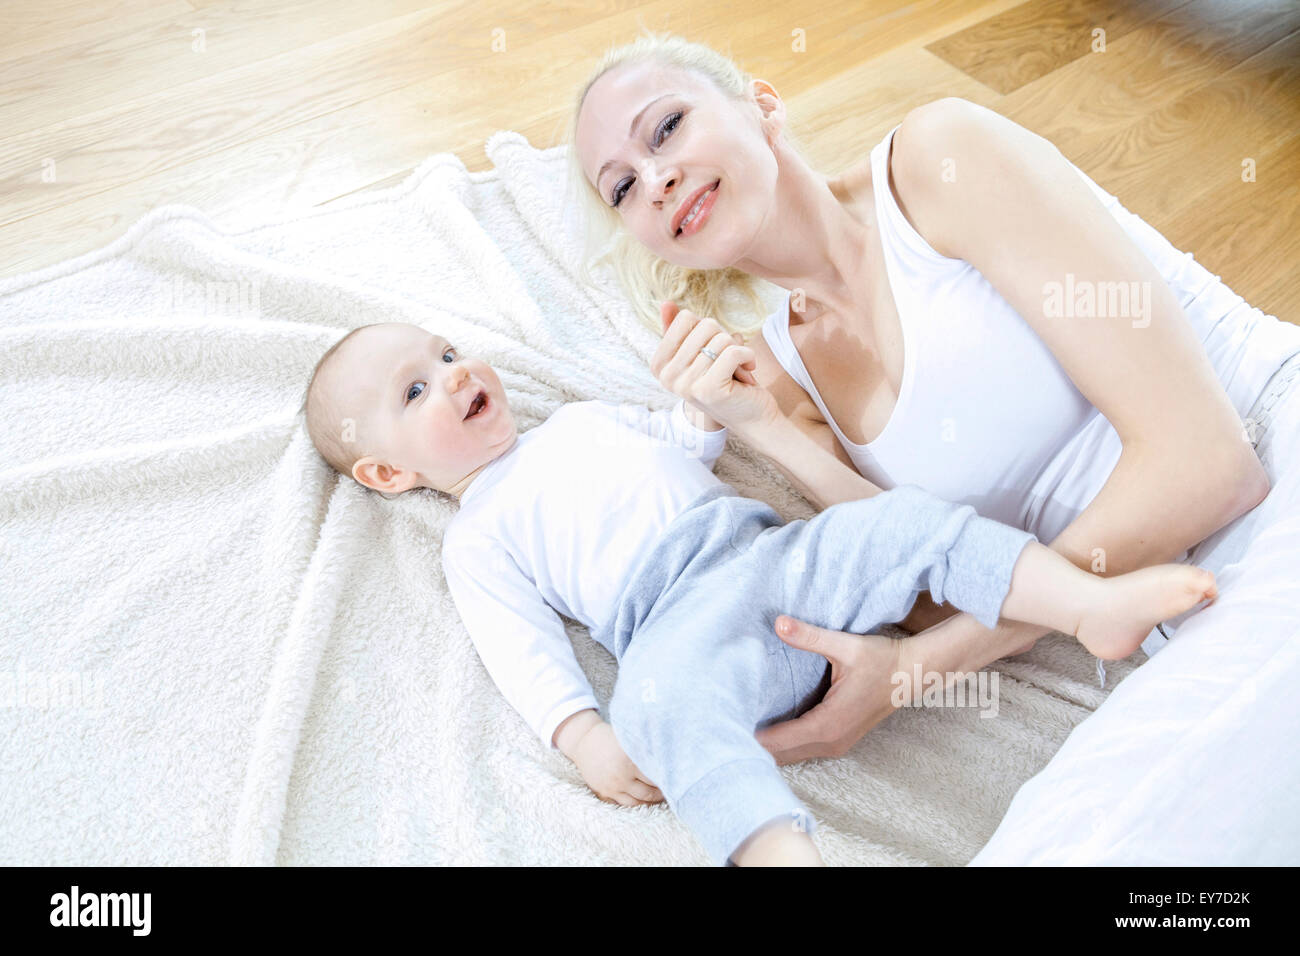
[870,124,968,274]
[759,290,895,486]
[759,290,831,423]
[759,290,801,381]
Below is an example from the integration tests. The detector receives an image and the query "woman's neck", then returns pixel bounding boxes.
[733,141,873,325]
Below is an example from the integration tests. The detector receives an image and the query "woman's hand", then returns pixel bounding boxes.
[650,301,781,433]
[756,613,1045,764]
[755,615,908,765]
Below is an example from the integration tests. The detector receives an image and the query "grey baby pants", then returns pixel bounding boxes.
[589,482,1037,865]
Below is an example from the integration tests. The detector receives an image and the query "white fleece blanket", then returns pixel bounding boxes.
[0,132,1140,865]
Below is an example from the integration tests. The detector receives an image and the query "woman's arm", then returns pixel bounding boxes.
[757,611,1039,764]
[893,98,1269,564]
[739,405,884,508]
[757,98,1272,762]
[736,333,965,633]
[661,309,954,632]
[653,300,888,506]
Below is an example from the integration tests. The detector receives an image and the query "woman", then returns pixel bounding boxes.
[567,32,1300,863]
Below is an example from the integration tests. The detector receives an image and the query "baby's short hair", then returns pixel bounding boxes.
[301,324,381,477]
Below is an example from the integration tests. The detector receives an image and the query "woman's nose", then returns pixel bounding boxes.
[642,161,678,204]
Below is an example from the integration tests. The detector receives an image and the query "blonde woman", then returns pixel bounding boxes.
[566,31,1300,864]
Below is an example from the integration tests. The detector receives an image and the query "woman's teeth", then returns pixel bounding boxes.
[678,183,716,234]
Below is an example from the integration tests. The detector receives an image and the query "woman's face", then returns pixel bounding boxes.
[576,61,782,271]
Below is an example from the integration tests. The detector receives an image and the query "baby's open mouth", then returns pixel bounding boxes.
[464,390,488,420]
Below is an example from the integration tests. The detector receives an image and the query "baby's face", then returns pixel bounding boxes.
[342,322,517,495]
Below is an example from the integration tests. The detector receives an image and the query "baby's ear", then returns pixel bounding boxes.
[352,456,418,495]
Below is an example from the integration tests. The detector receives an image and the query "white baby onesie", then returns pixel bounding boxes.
[441,399,729,749]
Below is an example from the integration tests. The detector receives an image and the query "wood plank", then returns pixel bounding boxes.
[0,0,1010,233]
[1051,27,1300,232]
[0,0,446,137]
[0,0,1295,332]
[0,0,196,62]
[0,3,475,227]
[997,0,1300,159]
[1159,142,1300,319]
[927,0,1192,94]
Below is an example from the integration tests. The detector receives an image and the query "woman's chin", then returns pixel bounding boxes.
[657,242,732,273]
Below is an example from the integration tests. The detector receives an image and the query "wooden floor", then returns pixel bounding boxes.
[1,0,1296,321]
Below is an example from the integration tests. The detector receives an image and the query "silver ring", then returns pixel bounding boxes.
[701,347,719,361]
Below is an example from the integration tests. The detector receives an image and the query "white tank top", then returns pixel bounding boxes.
[762,123,1300,547]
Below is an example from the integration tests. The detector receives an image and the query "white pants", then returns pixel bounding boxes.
[971,350,1300,865]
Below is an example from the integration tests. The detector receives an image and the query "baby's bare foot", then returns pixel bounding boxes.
[1076,565,1218,660]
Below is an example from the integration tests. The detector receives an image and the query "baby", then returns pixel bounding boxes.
[302,321,1218,866]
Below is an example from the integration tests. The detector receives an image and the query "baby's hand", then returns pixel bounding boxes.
[571,721,664,807]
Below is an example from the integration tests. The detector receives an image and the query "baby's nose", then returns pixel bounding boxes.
[446,365,469,391]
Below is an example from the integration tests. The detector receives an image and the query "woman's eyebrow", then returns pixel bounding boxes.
[597,93,673,188]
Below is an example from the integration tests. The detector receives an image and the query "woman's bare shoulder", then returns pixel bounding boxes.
[886,96,1063,258]
[828,99,977,257]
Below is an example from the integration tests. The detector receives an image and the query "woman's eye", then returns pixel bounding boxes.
[610,111,682,208]
[654,111,681,147]
[405,381,426,403]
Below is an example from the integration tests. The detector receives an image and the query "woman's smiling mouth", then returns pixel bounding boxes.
[674,180,719,238]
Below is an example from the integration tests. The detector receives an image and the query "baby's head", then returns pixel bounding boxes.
[302,322,517,497]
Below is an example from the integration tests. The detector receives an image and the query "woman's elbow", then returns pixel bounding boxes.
[1220,448,1270,522]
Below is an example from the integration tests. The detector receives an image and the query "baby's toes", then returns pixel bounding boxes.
[1196,567,1217,597]
[1184,567,1217,602]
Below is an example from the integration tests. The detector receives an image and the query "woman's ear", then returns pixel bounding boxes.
[750,78,785,142]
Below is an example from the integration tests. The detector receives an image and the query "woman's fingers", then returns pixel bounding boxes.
[771,614,858,666]
[732,332,759,385]
[664,318,727,386]
[654,302,757,387]
[754,711,841,767]
[690,336,758,396]
[702,342,756,387]
[713,332,757,384]
[660,300,679,334]
[758,625,908,765]
[651,302,697,377]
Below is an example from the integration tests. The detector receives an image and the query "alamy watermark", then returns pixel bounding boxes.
[891,664,999,718]
[594,403,716,460]
[1043,273,1152,328]
[1,668,106,711]
[156,275,262,320]
[50,886,150,936]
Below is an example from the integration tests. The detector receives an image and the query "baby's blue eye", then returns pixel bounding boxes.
[404,348,457,403]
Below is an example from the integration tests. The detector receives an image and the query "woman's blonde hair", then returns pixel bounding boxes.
[564,30,808,337]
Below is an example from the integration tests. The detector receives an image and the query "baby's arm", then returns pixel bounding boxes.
[679,402,725,433]
[442,532,600,752]
[553,710,663,807]
[613,399,730,469]
[442,532,662,805]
